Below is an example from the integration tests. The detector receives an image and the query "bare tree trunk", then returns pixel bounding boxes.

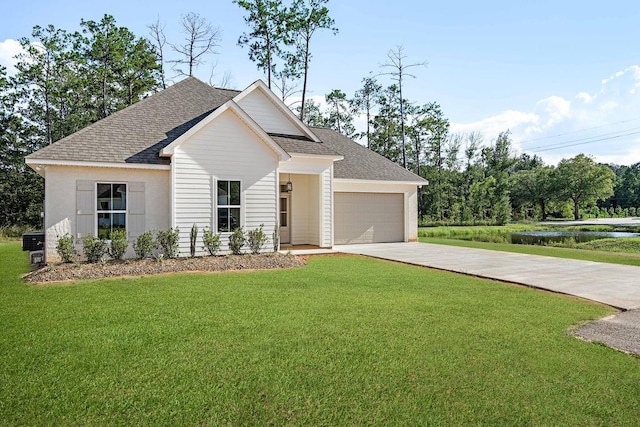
[299,36,310,122]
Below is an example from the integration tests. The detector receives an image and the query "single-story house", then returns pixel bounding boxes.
[25,77,427,260]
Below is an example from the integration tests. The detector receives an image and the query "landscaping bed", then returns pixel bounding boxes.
[24,253,306,283]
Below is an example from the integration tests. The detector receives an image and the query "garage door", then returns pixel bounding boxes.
[334,192,404,244]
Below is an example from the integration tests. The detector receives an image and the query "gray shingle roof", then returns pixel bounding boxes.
[269,133,340,156]
[26,77,239,165]
[310,127,427,183]
[26,77,425,184]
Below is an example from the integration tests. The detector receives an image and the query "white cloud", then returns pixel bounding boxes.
[451,65,640,165]
[0,39,23,75]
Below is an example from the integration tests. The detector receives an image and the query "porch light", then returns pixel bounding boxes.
[286,174,293,192]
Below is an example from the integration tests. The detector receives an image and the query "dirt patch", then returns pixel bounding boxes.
[24,253,306,284]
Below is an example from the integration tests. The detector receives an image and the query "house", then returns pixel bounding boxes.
[25,78,427,260]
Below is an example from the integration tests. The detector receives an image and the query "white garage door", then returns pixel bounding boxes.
[334,192,404,244]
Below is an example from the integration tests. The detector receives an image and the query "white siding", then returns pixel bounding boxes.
[320,166,333,247]
[308,174,320,245]
[173,109,279,255]
[236,89,303,136]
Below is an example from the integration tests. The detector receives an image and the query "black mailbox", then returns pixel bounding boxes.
[22,232,45,252]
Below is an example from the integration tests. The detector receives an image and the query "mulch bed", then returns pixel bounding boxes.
[24,253,307,284]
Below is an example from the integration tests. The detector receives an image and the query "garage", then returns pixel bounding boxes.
[334,192,404,244]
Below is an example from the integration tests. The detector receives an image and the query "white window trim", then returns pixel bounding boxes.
[95,182,128,239]
[215,179,243,233]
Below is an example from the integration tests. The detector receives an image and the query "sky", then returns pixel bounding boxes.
[2,0,640,166]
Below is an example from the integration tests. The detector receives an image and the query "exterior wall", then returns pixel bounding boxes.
[333,180,419,242]
[43,165,170,262]
[284,173,321,246]
[320,166,333,247]
[173,108,279,255]
[236,89,303,136]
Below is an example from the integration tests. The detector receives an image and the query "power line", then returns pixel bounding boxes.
[529,130,640,153]
[525,126,640,151]
[518,117,640,146]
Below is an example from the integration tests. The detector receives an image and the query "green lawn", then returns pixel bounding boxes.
[1,242,639,425]
[419,237,640,266]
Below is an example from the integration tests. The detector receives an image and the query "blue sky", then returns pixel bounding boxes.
[2,0,640,165]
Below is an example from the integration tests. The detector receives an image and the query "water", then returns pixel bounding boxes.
[510,231,640,245]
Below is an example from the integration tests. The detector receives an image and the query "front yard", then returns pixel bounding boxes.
[1,241,639,425]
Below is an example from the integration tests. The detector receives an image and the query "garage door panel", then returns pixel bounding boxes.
[334,192,404,244]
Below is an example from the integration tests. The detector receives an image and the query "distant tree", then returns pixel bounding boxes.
[556,154,615,220]
[169,12,221,77]
[481,131,514,225]
[234,0,289,89]
[380,45,426,169]
[147,17,168,89]
[324,89,354,136]
[296,98,325,127]
[352,75,381,148]
[369,84,402,164]
[510,166,556,220]
[80,14,160,117]
[289,0,337,122]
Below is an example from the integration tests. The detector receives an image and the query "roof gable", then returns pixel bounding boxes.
[234,80,320,142]
[160,100,290,161]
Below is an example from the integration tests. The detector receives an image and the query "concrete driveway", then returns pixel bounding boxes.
[338,242,640,310]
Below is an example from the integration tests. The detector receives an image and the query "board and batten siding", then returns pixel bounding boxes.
[173,109,279,256]
[236,89,303,136]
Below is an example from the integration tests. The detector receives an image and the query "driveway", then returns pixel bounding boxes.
[338,242,640,310]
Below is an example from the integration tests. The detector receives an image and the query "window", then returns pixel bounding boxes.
[217,180,240,232]
[97,183,126,239]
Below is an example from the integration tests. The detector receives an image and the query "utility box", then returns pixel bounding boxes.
[22,231,45,252]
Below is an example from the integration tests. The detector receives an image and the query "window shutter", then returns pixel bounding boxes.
[76,180,95,240]
[128,182,145,239]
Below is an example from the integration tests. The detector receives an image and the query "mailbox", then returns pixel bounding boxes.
[22,232,45,252]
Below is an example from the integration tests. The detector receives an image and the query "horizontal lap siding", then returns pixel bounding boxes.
[236,90,303,136]
[321,167,332,247]
[174,110,278,256]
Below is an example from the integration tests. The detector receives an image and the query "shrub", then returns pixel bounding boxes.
[156,227,180,258]
[247,224,268,254]
[272,227,280,252]
[82,234,107,263]
[190,224,198,257]
[133,231,155,259]
[202,228,221,256]
[108,229,128,260]
[228,227,245,255]
[56,234,77,263]
[630,207,637,217]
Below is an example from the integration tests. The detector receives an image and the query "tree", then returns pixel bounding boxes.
[0,66,43,227]
[296,98,325,127]
[481,131,514,225]
[510,166,556,220]
[380,45,426,169]
[81,14,160,118]
[169,12,221,77]
[147,17,168,89]
[352,75,381,148]
[289,0,337,122]
[234,0,289,89]
[324,89,354,136]
[369,84,402,164]
[556,154,615,220]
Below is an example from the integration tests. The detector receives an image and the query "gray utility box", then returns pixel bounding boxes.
[22,231,45,252]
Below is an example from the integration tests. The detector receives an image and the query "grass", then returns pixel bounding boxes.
[1,241,639,425]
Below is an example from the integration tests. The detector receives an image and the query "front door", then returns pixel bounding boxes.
[280,194,291,244]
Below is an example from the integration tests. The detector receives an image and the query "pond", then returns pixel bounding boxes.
[510,231,640,245]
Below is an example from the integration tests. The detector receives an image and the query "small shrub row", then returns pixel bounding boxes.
[57,224,274,263]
